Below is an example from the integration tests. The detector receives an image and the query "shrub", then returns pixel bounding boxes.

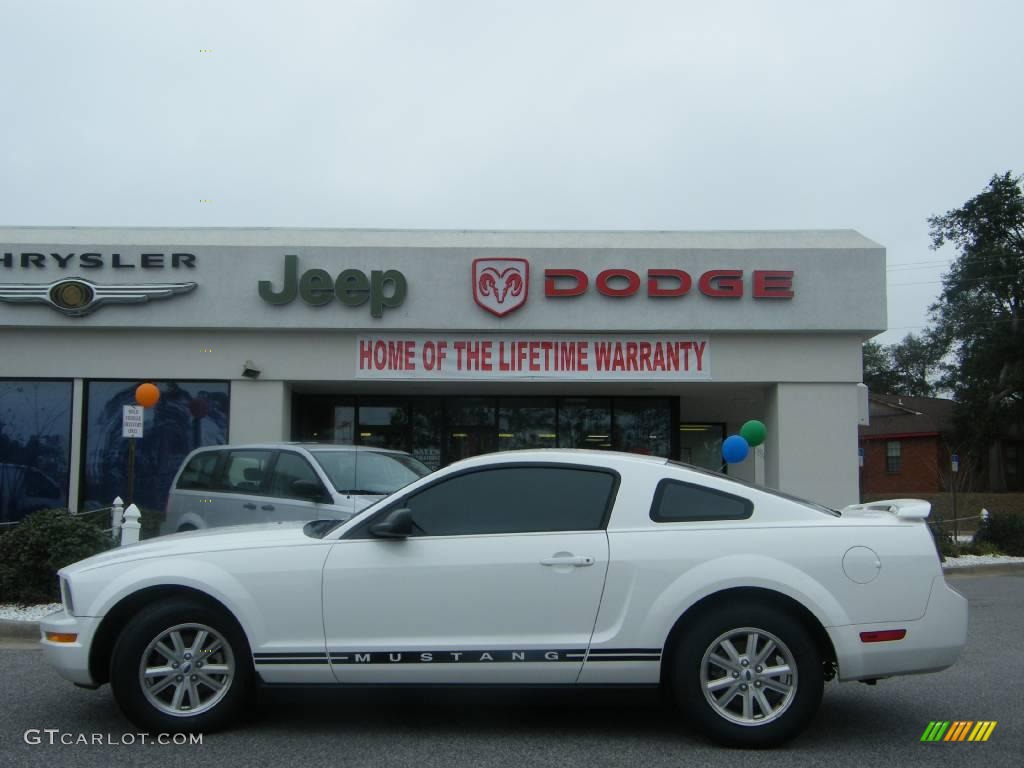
[0,509,113,604]
[974,511,1024,556]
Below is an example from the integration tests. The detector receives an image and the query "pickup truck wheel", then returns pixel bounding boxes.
[672,604,822,748]
[110,598,253,733]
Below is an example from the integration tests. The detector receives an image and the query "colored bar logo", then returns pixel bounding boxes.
[921,721,997,742]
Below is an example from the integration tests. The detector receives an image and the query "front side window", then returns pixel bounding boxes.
[650,479,753,522]
[177,452,220,490]
[311,450,430,495]
[270,452,324,499]
[886,441,901,473]
[399,465,616,536]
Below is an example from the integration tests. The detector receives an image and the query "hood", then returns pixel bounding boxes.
[62,520,317,575]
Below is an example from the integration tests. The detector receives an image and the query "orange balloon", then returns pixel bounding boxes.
[135,382,160,408]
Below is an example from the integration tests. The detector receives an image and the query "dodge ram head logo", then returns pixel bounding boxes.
[472,258,529,317]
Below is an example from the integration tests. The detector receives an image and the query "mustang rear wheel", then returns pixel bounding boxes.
[110,598,253,733]
[672,603,823,748]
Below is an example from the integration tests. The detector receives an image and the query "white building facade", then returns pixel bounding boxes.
[0,227,884,522]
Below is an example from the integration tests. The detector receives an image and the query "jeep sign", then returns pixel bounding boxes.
[258,254,407,317]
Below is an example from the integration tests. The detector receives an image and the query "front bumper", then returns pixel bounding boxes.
[829,574,968,682]
[39,610,102,688]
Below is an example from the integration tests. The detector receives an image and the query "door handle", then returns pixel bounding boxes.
[243,503,257,510]
[261,504,275,511]
[540,555,595,567]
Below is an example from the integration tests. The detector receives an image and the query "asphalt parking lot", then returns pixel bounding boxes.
[0,570,1019,768]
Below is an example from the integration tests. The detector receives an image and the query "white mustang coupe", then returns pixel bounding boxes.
[41,450,967,747]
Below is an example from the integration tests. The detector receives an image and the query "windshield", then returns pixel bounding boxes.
[666,460,841,517]
[309,450,431,495]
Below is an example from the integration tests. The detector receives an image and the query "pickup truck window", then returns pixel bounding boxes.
[403,466,615,536]
[650,478,753,522]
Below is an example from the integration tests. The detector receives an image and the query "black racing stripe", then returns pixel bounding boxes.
[587,648,663,655]
[254,658,330,665]
[252,655,327,663]
[587,655,661,662]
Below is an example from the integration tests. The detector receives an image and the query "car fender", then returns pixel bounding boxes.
[642,554,852,644]
[81,557,267,647]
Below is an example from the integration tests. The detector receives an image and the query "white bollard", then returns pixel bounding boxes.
[981,508,990,524]
[111,497,124,542]
[120,504,141,546]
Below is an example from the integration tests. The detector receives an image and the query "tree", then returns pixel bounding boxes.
[861,333,939,397]
[928,171,1024,487]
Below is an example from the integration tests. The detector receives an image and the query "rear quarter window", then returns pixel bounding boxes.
[650,478,753,522]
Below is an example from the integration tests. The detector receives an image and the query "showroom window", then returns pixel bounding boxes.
[0,379,73,523]
[82,381,229,517]
[678,424,726,471]
[886,441,901,473]
[398,466,617,536]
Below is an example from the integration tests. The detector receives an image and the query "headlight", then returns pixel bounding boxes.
[60,577,75,616]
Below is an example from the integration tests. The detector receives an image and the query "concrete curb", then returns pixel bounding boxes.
[0,619,40,641]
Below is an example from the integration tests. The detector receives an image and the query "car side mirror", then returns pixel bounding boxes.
[369,507,413,539]
[292,480,329,503]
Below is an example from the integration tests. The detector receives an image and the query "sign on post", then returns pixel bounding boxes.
[951,454,960,473]
[122,405,144,438]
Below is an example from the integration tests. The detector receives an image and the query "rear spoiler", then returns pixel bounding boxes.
[840,498,931,521]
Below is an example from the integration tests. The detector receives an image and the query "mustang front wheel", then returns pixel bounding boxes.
[110,598,253,733]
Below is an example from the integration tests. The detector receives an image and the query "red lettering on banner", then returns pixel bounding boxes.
[694,340,706,371]
[359,339,374,370]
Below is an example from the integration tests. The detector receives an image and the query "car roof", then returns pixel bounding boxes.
[445,448,671,470]
[188,443,406,455]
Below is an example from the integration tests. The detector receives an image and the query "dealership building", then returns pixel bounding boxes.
[0,227,885,522]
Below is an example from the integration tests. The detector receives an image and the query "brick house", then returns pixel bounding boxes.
[859,394,954,496]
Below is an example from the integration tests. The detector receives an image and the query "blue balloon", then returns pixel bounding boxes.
[722,435,750,464]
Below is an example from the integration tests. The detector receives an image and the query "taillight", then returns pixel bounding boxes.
[860,629,907,643]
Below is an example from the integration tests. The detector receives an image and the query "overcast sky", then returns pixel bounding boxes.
[1,0,1020,343]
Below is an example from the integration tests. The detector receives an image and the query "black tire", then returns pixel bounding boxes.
[671,603,823,748]
[109,597,254,734]
[177,524,197,533]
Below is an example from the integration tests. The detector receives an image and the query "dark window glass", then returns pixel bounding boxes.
[215,450,272,494]
[0,380,73,523]
[614,400,671,457]
[678,424,725,471]
[650,479,753,522]
[886,441,901,473]
[403,466,615,536]
[446,397,496,461]
[176,451,220,490]
[499,398,556,450]
[558,398,611,449]
[270,452,323,499]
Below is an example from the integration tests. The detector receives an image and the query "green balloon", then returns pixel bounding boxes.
[740,420,767,447]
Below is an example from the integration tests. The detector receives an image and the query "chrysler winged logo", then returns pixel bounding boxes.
[472,258,529,317]
[0,277,197,317]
